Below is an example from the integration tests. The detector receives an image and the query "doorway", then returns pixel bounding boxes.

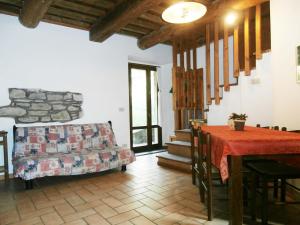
[128,63,162,153]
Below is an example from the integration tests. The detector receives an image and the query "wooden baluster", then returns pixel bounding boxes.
[186,46,191,110]
[256,4,262,59]
[172,40,180,130]
[244,9,251,76]
[206,24,212,105]
[179,40,185,129]
[198,68,204,118]
[234,25,240,77]
[193,41,197,118]
[214,20,220,105]
[223,22,230,91]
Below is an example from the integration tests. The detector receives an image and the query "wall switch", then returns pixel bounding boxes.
[118,107,125,112]
[251,77,260,84]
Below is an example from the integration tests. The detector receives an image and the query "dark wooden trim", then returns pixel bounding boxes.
[19,0,55,28]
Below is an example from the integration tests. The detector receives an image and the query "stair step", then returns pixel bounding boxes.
[166,140,191,147]
[166,141,191,158]
[174,129,191,142]
[157,152,191,173]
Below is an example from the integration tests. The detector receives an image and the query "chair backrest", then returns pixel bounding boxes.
[257,124,287,131]
[197,129,212,188]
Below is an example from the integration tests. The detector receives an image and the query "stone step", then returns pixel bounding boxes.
[174,129,191,142]
[156,152,191,173]
[166,141,191,158]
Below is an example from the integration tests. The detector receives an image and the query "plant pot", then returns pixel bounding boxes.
[228,119,235,130]
[234,120,246,131]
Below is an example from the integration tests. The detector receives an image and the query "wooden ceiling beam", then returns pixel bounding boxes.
[138,0,269,49]
[89,0,164,43]
[19,0,55,28]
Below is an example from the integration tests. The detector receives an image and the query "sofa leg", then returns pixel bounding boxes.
[25,180,33,190]
[121,165,127,172]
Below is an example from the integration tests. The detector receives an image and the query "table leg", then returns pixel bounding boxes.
[229,156,243,225]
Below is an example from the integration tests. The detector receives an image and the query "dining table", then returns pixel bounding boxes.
[201,125,300,225]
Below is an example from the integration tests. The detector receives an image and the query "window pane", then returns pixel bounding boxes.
[151,70,158,125]
[152,127,158,145]
[131,68,147,127]
[133,129,147,147]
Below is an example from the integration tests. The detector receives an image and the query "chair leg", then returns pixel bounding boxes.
[25,180,33,190]
[243,175,249,207]
[207,179,213,221]
[273,178,278,198]
[198,174,205,203]
[250,174,257,221]
[261,178,268,225]
[280,179,286,202]
[192,166,196,185]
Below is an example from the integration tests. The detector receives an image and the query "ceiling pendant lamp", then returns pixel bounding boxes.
[162,1,207,24]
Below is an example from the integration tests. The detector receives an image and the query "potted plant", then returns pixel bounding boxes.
[228,113,248,131]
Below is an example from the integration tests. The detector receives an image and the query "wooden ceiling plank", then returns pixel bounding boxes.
[70,0,115,10]
[90,0,164,42]
[47,6,97,24]
[139,12,166,26]
[138,0,269,49]
[43,13,91,30]
[118,29,143,38]
[53,1,106,17]
[0,2,20,16]
[122,24,151,35]
[19,0,55,28]
[130,18,161,31]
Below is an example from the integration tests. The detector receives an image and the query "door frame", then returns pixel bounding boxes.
[128,63,162,153]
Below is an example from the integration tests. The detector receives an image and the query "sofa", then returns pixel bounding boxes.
[12,121,135,188]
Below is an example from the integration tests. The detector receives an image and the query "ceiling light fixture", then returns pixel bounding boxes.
[162,1,207,24]
[225,11,238,26]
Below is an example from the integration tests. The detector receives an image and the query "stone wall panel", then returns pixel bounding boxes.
[0,88,83,123]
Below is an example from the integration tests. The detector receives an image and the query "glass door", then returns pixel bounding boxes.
[129,63,162,153]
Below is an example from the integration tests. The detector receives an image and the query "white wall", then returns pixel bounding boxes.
[158,63,174,143]
[271,0,300,130]
[207,53,273,126]
[0,14,172,173]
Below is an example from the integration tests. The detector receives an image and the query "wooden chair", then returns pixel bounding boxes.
[190,122,198,185]
[196,129,213,220]
[247,161,300,225]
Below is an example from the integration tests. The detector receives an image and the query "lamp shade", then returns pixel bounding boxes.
[162,1,207,24]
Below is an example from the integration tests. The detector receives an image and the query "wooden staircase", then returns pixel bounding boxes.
[157,129,192,172]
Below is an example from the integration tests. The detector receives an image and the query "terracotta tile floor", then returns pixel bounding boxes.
[0,154,300,225]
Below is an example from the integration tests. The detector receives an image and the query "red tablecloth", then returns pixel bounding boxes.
[201,126,300,181]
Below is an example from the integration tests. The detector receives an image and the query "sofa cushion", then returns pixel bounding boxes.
[82,123,117,149]
[13,147,135,180]
[14,127,48,157]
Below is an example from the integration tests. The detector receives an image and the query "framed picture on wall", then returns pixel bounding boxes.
[297,45,300,83]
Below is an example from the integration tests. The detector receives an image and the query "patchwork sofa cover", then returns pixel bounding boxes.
[13,122,135,180]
